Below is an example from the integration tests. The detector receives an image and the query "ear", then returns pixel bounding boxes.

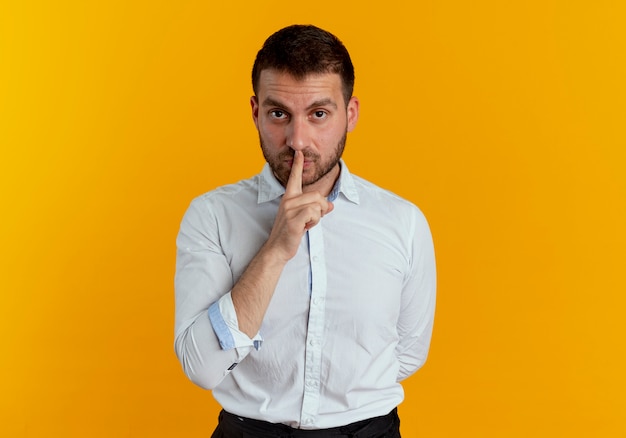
[346,96,359,132]
[250,95,260,129]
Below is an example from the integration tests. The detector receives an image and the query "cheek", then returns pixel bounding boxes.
[317,124,344,147]
[260,122,284,144]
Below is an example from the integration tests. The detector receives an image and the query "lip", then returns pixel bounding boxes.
[285,159,313,168]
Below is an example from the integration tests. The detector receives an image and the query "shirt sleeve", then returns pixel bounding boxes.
[174,198,260,390]
[208,292,263,351]
[395,206,437,381]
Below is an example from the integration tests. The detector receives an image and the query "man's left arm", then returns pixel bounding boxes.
[395,208,437,381]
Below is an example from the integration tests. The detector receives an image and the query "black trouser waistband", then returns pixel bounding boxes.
[215,408,400,438]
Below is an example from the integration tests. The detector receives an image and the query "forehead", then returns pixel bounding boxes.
[256,70,344,105]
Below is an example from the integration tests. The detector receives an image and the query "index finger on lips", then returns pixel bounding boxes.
[285,150,303,196]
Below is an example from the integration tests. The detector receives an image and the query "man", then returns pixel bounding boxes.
[175,24,436,437]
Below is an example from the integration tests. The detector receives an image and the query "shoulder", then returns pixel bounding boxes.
[190,174,259,209]
[346,173,432,240]
[180,175,261,231]
[352,174,425,215]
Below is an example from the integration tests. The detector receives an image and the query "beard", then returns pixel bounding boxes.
[260,132,347,188]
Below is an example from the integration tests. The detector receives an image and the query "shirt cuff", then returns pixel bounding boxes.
[208,292,263,351]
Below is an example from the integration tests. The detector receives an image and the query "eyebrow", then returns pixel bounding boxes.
[261,97,338,111]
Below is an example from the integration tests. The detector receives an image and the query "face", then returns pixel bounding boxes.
[251,69,359,195]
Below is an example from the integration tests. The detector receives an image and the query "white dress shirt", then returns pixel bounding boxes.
[174,161,436,430]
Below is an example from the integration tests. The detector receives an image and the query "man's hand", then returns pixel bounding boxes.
[266,150,334,262]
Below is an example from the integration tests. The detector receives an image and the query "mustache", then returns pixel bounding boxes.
[278,150,320,161]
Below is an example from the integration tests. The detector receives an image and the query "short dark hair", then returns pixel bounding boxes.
[252,24,355,105]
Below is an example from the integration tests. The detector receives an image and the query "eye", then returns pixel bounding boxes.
[269,110,288,119]
[312,110,327,120]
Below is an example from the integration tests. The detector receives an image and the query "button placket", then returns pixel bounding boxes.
[300,225,327,427]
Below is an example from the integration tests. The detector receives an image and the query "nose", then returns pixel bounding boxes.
[286,117,310,151]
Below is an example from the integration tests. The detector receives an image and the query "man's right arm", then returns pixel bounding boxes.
[174,151,333,389]
[174,200,290,390]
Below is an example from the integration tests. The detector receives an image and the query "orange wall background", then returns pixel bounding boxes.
[1,1,625,436]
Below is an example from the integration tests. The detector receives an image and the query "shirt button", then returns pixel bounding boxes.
[312,255,319,262]
[309,339,318,346]
[306,379,318,388]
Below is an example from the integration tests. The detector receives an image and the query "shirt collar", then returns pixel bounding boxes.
[257,159,360,205]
